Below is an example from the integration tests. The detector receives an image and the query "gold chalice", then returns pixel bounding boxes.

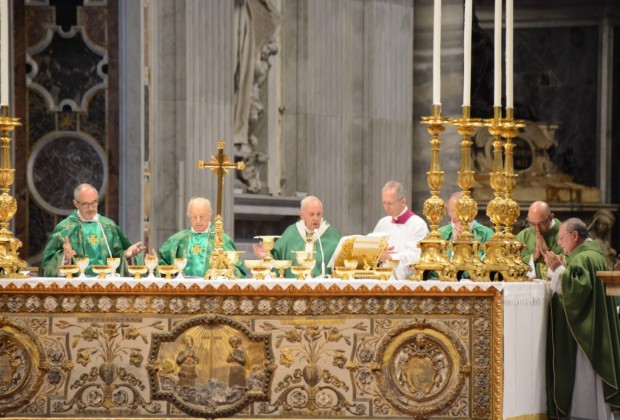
[75,257,90,278]
[334,266,355,280]
[290,265,311,280]
[106,257,121,277]
[272,260,292,278]
[58,265,79,279]
[292,250,315,265]
[254,235,280,259]
[91,265,112,279]
[173,258,187,278]
[244,260,271,280]
[127,265,148,279]
[158,265,179,280]
[144,256,158,279]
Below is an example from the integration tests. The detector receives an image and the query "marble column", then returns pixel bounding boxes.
[118,0,145,242]
[149,0,236,247]
[280,0,416,235]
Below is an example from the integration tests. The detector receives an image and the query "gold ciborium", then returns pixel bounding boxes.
[144,256,158,279]
[254,235,280,260]
[106,257,121,277]
[334,266,355,280]
[91,265,112,279]
[127,265,148,279]
[158,265,179,280]
[173,258,187,278]
[292,250,315,264]
[224,250,245,266]
[244,259,272,280]
[75,257,90,278]
[290,265,311,280]
[272,260,292,278]
[58,265,79,279]
[344,259,358,270]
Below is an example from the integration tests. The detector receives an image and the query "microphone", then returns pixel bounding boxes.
[314,229,326,278]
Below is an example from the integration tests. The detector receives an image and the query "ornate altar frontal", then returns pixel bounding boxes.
[0,278,544,419]
[0,278,549,420]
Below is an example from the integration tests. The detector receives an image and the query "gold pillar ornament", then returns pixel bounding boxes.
[451,106,488,281]
[196,141,245,279]
[412,105,456,281]
[482,106,512,281]
[500,108,530,281]
[0,106,27,278]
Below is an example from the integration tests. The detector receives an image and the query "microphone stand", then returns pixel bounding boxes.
[314,229,326,278]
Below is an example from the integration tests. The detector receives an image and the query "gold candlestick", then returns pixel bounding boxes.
[412,105,456,281]
[501,108,529,281]
[482,106,512,281]
[451,106,488,281]
[0,106,27,278]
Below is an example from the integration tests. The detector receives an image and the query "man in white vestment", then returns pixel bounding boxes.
[373,180,428,279]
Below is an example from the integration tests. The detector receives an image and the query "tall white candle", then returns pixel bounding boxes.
[505,0,514,109]
[463,0,473,107]
[0,0,8,106]
[493,0,502,107]
[433,0,442,106]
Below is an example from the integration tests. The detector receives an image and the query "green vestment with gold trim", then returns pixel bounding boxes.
[157,226,246,278]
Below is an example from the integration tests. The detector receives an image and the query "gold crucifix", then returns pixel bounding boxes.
[196,141,245,217]
[196,141,245,278]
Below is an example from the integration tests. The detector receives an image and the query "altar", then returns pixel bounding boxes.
[0,277,549,419]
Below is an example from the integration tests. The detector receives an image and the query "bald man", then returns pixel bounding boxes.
[40,183,146,277]
[253,196,341,278]
[154,197,245,278]
[515,201,563,279]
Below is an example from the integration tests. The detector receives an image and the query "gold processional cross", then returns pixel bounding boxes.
[196,141,245,278]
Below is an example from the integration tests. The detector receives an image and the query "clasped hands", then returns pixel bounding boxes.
[536,232,564,273]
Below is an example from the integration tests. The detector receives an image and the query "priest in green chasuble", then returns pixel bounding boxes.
[153,197,246,278]
[40,183,147,277]
[515,201,562,280]
[253,196,341,278]
[543,218,620,419]
[437,192,494,247]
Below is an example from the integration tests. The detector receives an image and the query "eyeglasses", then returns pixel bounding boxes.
[77,199,98,209]
[189,215,209,221]
[528,218,549,228]
[558,232,573,241]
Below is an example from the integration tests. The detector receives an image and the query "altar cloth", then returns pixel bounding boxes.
[0,277,549,419]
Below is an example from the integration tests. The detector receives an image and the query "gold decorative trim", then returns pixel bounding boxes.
[0,317,50,415]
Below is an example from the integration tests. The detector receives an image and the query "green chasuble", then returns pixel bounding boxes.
[271,220,341,278]
[40,211,132,277]
[515,219,563,279]
[546,240,620,417]
[157,226,246,278]
[437,220,494,244]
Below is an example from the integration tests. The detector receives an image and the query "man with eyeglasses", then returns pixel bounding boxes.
[515,201,562,280]
[372,180,428,279]
[542,218,620,419]
[151,197,245,278]
[40,183,146,276]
